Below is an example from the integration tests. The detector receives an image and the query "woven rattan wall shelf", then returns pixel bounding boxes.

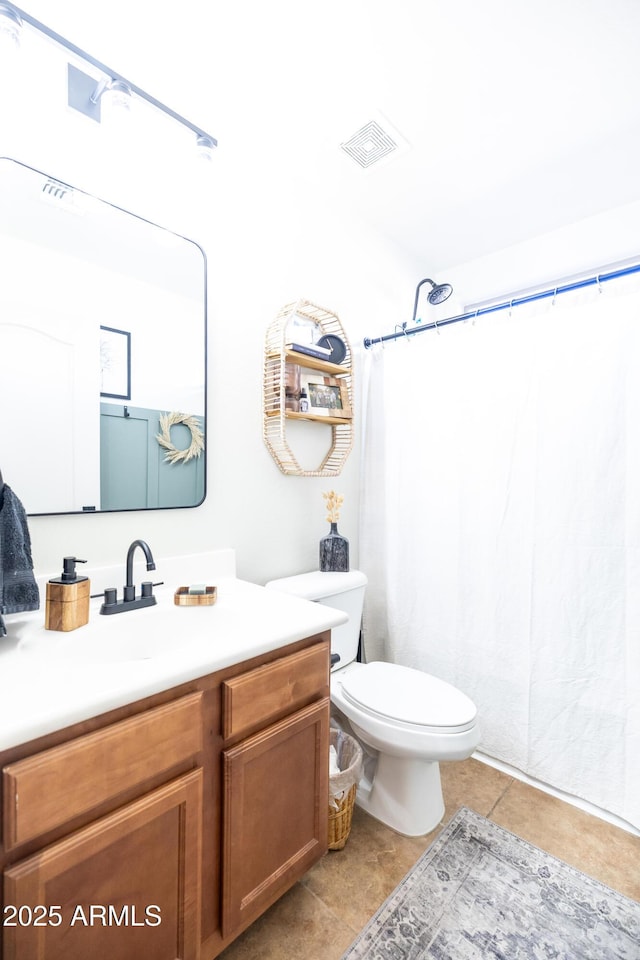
[263,299,354,476]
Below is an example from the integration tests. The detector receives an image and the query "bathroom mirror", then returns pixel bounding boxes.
[0,158,206,515]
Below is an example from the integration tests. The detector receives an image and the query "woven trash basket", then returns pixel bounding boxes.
[328,728,363,850]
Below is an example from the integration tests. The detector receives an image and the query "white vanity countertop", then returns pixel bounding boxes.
[0,552,346,751]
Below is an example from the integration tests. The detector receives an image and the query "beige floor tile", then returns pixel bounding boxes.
[217,882,354,960]
[301,804,438,933]
[440,756,513,820]
[490,778,640,901]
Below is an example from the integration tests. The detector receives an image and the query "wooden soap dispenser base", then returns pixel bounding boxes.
[45,556,90,632]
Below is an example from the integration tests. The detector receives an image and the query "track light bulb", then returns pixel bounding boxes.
[196,134,215,162]
[0,3,22,51]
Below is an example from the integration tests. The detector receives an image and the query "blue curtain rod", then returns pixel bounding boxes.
[363,261,640,349]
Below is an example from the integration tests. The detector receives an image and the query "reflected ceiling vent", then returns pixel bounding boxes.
[40,177,84,215]
[340,115,410,170]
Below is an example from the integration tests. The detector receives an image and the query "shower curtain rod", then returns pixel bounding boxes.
[363,261,640,349]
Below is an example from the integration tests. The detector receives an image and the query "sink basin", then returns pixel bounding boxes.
[20,631,178,663]
[0,551,239,665]
[13,597,211,663]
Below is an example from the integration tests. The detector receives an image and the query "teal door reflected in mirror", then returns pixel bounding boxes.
[100,406,204,510]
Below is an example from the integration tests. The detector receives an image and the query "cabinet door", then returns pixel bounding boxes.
[221,698,329,938]
[3,769,202,960]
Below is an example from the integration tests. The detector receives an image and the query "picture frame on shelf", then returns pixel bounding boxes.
[301,373,351,418]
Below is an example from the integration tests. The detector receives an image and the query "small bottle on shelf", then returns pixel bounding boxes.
[299,389,309,413]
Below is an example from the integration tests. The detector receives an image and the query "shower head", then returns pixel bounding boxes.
[426,280,453,305]
[410,277,454,324]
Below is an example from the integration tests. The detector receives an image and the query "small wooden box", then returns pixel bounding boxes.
[45,579,91,632]
[174,586,217,606]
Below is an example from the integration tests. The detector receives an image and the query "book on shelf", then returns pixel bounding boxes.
[286,342,333,361]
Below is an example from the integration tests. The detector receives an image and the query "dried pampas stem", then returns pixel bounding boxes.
[323,489,344,523]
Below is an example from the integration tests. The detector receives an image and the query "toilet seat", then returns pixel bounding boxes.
[340,662,477,734]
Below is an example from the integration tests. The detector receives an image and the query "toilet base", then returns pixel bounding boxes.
[355,752,445,837]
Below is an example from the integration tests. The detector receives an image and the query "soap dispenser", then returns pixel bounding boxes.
[45,557,90,632]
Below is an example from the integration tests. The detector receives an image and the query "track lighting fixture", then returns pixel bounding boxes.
[8,3,216,159]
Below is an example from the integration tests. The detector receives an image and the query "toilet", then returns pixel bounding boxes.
[265,569,480,836]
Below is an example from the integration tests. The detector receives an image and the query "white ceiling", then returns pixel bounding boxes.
[21,0,640,275]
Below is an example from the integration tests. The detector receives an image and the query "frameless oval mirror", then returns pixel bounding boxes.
[0,158,206,515]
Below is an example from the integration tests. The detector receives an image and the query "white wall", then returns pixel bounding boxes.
[0,17,415,586]
[430,199,640,325]
[5,4,640,590]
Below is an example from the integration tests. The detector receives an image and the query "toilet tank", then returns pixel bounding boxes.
[265,570,367,670]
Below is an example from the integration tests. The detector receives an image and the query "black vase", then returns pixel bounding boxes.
[319,523,349,572]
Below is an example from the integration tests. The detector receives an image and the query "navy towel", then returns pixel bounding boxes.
[0,485,40,619]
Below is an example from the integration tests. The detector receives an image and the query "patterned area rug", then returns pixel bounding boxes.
[341,806,640,959]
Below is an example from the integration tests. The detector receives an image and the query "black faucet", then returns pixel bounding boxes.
[100,539,158,615]
[124,539,156,602]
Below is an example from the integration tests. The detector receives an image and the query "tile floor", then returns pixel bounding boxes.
[219,757,640,959]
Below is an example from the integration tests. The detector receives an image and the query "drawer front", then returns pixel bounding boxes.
[3,692,203,850]
[222,641,329,741]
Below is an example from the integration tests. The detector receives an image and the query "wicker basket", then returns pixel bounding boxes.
[328,782,357,850]
[328,728,362,851]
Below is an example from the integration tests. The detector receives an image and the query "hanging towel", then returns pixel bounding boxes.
[0,486,40,635]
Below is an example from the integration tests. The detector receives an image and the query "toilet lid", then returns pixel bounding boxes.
[341,662,477,729]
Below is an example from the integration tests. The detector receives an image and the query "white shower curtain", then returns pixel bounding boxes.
[360,281,640,831]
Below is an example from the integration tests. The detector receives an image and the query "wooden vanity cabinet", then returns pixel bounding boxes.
[0,632,330,960]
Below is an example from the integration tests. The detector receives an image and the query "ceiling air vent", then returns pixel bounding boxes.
[340,117,409,170]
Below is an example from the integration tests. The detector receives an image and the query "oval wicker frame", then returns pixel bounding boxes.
[263,299,353,476]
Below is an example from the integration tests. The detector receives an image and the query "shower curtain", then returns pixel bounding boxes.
[360,281,640,831]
